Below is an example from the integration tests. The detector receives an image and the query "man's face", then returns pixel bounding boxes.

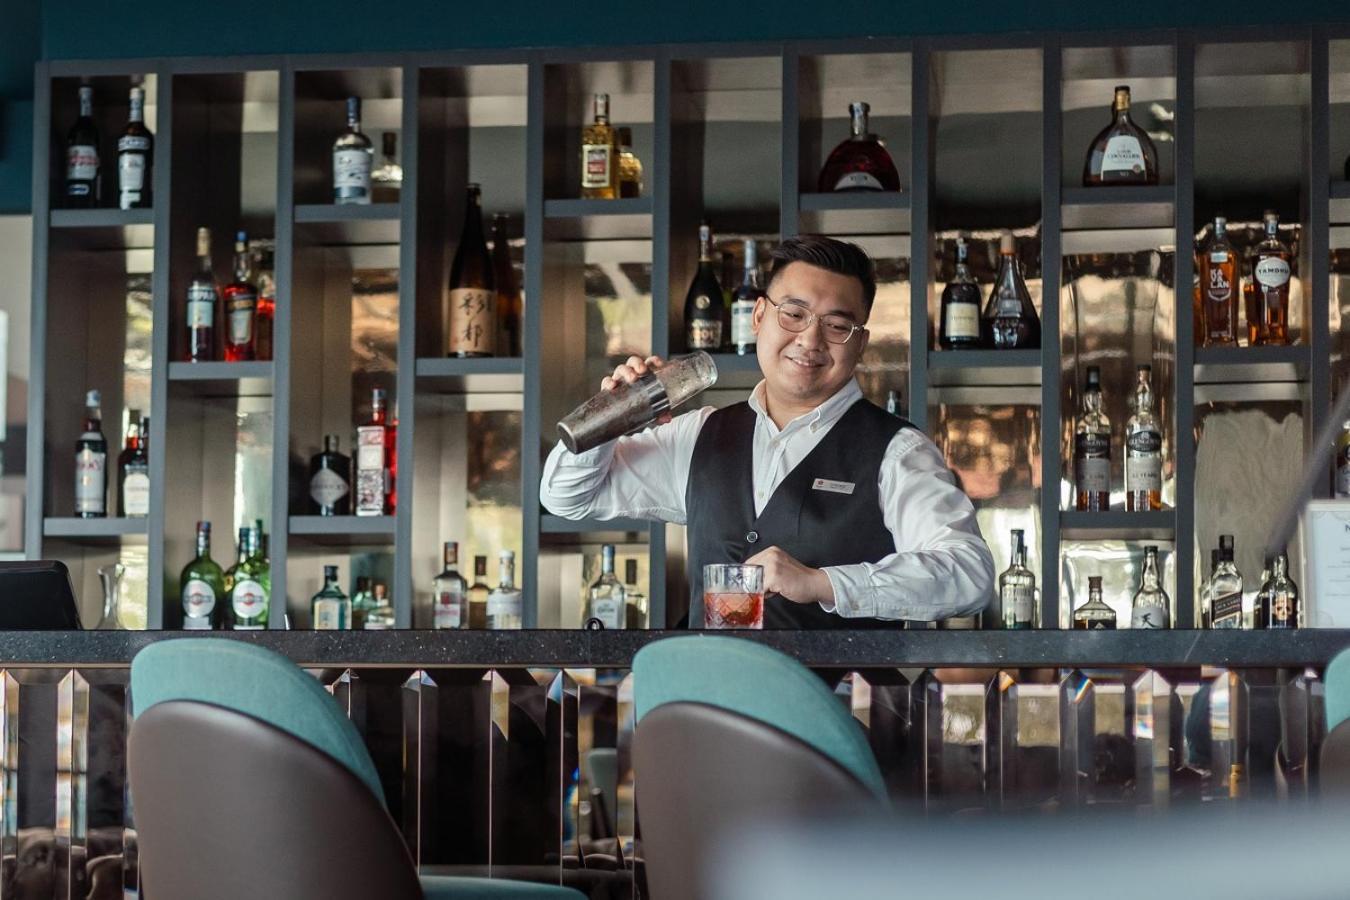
[753,261,870,409]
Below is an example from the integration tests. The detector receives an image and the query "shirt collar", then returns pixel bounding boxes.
[747,379,864,437]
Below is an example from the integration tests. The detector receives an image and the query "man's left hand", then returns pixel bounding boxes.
[743,546,834,606]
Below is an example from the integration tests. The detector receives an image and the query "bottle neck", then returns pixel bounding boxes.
[1273,554,1288,578]
[79,90,93,119]
[84,408,102,433]
[1084,387,1102,414]
[498,558,515,588]
[475,558,488,581]
[233,248,252,282]
[443,544,458,569]
[601,548,615,576]
[996,252,1019,291]
[197,248,213,277]
[196,530,210,558]
[698,229,713,263]
[850,107,869,138]
[1134,378,1152,413]
[1142,552,1161,587]
[129,93,144,124]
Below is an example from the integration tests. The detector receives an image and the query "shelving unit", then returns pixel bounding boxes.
[28,27,1350,631]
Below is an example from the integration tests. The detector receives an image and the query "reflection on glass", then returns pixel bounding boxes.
[351,268,399,408]
[465,410,523,591]
[855,253,908,407]
[1059,540,1177,630]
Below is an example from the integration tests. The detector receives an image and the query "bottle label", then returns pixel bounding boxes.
[1101,135,1145,175]
[996,297,1023,317]
[1131,605,1169,629]
[310,467,350,508]
[943,303,981,340]
[122,470,150,516]
[1125,430,1163,492]
[355,426,387,514]
[1211,590,1243,628]
[66,145,99,182]
[435,593,463,629]
[117,152,146,193]
[333,148,372,197]
[447,287,495,355]
[231,579,267,621]
[488,592,521,617]
[833,170,884,191]
[187,284,215,328]
[227,292,257,344]
[1271,591,1295,626]
[1255,258,1291,289]
[1002,585,1034,626]
[1087,619,1117,630]
[591,597,624,629]
[582,144,613,189]
[1073,433,1111,492]
[313,601,342,630]
[182,578,216,622]
[687,315,723,350]
[75,448,106,514]
[731,300,757,347]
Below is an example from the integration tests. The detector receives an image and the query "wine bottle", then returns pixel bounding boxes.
[117,85,154,209]
[684,222,725,351]
[65,84,100,207]
[446,184,495,357]
[730,239,764,356]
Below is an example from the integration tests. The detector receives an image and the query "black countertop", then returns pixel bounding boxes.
[1,629,1348,668]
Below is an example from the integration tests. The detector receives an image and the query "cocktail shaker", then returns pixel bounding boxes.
[557,352,718,454]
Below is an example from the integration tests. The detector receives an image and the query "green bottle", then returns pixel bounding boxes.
[229,524,270,630]
[311,565,350,630]
[180,521,226,630]
[350,575,375,629]
[222,526,249,599]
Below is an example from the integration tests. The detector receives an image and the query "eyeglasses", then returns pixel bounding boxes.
[764,296,865,345]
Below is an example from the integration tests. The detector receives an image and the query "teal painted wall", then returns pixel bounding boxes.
[4,0,1349,213]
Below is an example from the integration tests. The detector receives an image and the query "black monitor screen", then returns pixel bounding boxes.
[0,561,82,629]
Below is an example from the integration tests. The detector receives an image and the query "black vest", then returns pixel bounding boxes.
[685,397,912,629]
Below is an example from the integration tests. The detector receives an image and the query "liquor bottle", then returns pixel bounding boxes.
[117,411,150,517]
[487,549,522,630]
[1253,554,1272,631]
[252,238,276,361]
[1207,534,1243,629]
[350,576,374,629]
[581,93,618,200]
[938,238,982,349]
[730,239,764,356]
[1072,576,1117,629]
[117,85,154,210]
[1073,366,1111,512]
[333,97,373,205]
[66,84,100,207]
[1201,217,1239,346]
[228,525,270,630]
[1124,364,1163,512]
[355,389,394,516]
[186,226,217,362]
[817,101,901,192]
[491,214,521,357]
[433,541,469,630]
[1251,211,1292,346]
[583,544,626,629]
[1200,548,1219,628]
[311,565,350,630]
[446,184,495,357]
[222,526,247,598]
[885,391,902,417]
[618,127,643,198]
[468,555,491,629]
[1257,551,1299,630]
[308,434,351,516]
[1082,85,1158,186]
[998,529,1036,629]
[623,558,648,629]
[75,390,108,518]
[370,132,403,204]
[222,231,257,361]
[180,521,225,630]
[685,222,725,351]
[1337,421,1350,499]
[365,582,395,629]
[1130,546,1170,629]
[980,232,1041,349]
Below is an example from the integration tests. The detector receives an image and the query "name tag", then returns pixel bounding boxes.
[812,478,855,495]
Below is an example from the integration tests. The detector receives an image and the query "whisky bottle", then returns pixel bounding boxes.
[1337,421,1350,498]
[491,214,521,357]
[311,565,350,630]
[1257,551,1299,630]
[253,238,276,361]
[1201,217,1239,346]
[817,101,901,192]
[1082,85,1158,186]
[487,550,522,630]
[730,239,764,356]
[1073,366,1111,512]
[433,541,469,630]
[938,238,982,349]
[1207,534,1243,629]
[222,231,258,361]
[180,521,225,630]
[1251,211,1292,346]
[998,529,1036,629]
[623,558,648,629]
[355,388,394,516]
[333,96,373,205]
[447,184,496,357]
[1072,576,1117,629]
[581,93,618,200]
[684,222,725,351]
[468,555,491,629]
[228,525,269,630]
[75,390,108,518]
[187,227,217,362]
[618,127,643,198]
[117,412,150,517]
[370,132,402,204]
[1130,546,1170,629]
[1124,364,1162,512]
[350,575,374,629]
[364,582,395,629]
[980,232,1041,349]
[116,85,153,210]
[583,544,626,629]
[1253,554,1272,631]
[308,434,351,516]
[65,84,100,207]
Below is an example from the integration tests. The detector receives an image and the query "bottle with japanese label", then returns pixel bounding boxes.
[227,525,269,630]
[1074,366,1111,512]
[433,541,469,630]
[117,85,154,209]
[1206,534,1243,629]
[332,96,373,205]
[583,544,626,629]
[487,550,523,629]
[1125,364,1162,512]
[355,389,394,516]
[311,565,350,630]
[1082,85,1158,186]
[1252,210,1292,346]
[1202,217,1238,346]
[222,231,257,361]
[581,93,618,199]
[446,184,496,357]
[1072,576,1117,629]
[685,222,725,351]
[180,521,225,629]
[117,411,150,517]
[308,434,351,516]
[1130,546,1170,629]
[1256,550,1299,630]
[186,226,217,361]
[65,84,100,207]
[730,239,764,356]
[75,390,108,518]
[999,529,1036,629]
[939,237,982,349]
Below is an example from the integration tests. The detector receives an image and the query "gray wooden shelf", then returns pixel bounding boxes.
[288,516,397,546]
[1060,510,1176,542]
[540,515,651,536]
[415,357,524,393]
[797,190,910,235]
[294,202,401,244]
[542,197,653,240]
[928,349,1044,388]
[1193,345,1310,385]
[167,361,274,397]
[43,517,149,543]
[1061,185,1175,231]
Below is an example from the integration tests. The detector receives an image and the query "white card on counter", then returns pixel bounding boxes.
[812,478,855,495]
[1302,500,1350,627]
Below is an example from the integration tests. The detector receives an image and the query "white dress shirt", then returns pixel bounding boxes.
[540,379,994,621]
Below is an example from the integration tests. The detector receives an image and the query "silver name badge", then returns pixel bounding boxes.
[812,478,855,495]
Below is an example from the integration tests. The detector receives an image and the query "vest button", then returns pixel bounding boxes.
[746,530,759,544]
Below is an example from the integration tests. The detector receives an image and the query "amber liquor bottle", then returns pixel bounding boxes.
[1251,211,1292,346]
[355,388,394,516]
[1082,85,1158,186]
[1074,366,1111,512]
[1201,217,1238,346]
[980,232,1040,349]
[446,184,495,357]
[817,102,901,192]
[939,238,982,349]
[684,222,725,351]
[1072,576,1117,629]
[581,93,618,200]
[1124,364,1162,511]
[222,231,257,361]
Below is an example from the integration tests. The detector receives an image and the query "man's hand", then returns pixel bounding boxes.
[744,546,834,607]
[601,355,665,392]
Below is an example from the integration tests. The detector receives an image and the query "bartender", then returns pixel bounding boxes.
[541,234,994,628]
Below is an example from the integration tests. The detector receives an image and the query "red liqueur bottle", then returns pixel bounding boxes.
[817,101,901,192]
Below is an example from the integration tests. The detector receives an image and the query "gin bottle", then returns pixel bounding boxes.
[433,541,469,630]
[311,565,350,630]
[487,550,522,630]
[1130,546,1170,629]
[583,544,626,629]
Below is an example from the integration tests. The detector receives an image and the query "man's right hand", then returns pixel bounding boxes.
[601,355,665,392]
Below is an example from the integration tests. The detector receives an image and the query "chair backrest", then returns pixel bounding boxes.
[1324,647,1350,734]
[131,638,384,801]
[1318,718,1350,797]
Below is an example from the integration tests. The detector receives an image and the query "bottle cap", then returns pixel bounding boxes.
[86,389,101,406]
[1089,576,1102,589]
[1085,366,1101,387]
[1000,232,1015,254]
[1137,363,1151,374]
[324,565,338,579]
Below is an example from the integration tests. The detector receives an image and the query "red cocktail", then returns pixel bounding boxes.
[702,564,765,630]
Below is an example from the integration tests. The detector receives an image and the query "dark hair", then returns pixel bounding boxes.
[765,234,877,318]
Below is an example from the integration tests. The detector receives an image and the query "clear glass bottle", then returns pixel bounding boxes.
[684,222,725,351]
[999,529,1036,629]
[487,550,523,630]
[1201,217,1239,346]
[1072,575,1117,630]
[730,239,764,356]
[1251,210,1292,347]
[252,237,276,361]
[228,525,269,630]
[1257,551,1299,630]
[618,127,643,198]
[433,541,469,630]
[581,93,618,199]
[1082,85,1158,186]
[311,565,350,630]
[364,582,395,629]
[370,132,403,203]
[75,389,108,518]
[222,230,258,361]
[583,544,626,629]
[1125,364,1163,512]
[1074,366,1111,512]
[333,96,373,205]
[187,226,217,362]
[817,101,901,192]
[65,83,100,207]
[117,84,154,210]
[1130,545,1170,629]
[980,232,1041,349]
[1207,534,1244,629]
[623,558,648,629]
[350,575,375,630]
[939,237,982,349]
[180,521,225,630]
